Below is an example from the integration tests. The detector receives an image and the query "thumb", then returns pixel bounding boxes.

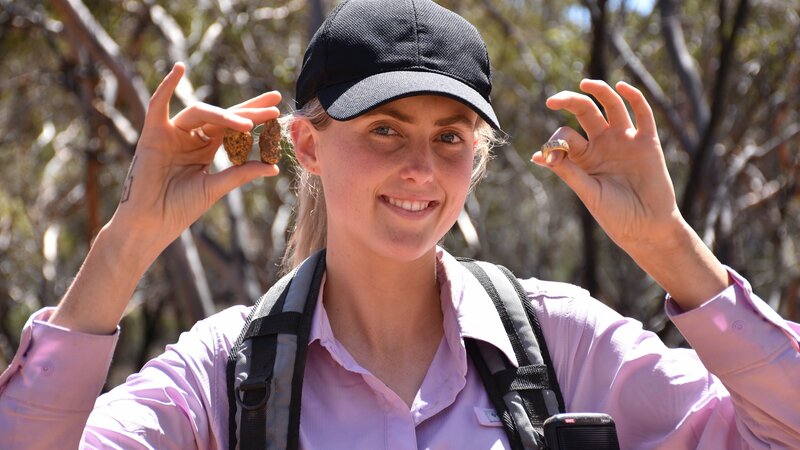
[205,161,280,203]
[531,129,597,206]
[543,157,597,207]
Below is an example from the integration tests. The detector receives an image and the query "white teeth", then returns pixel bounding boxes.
[387,197,430,212]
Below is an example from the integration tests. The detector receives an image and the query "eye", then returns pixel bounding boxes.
[372,125,398,136]
[439,131,464,144]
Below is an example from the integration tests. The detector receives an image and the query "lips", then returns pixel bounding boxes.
[383,195,435,212]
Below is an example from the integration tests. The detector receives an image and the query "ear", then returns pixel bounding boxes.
[291,118,321,175]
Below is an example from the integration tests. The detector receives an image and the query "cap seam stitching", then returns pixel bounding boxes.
[322,0,354,91]
[411,0,421,67]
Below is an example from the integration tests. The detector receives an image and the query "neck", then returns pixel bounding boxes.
[322,244,444,354]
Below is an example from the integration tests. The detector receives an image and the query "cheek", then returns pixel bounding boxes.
[438,153,474,223]
[317,145,377,215]
[444,151,476,193]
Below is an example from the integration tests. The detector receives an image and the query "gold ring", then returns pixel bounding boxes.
[192,127,211,143]
[540,139,570,160]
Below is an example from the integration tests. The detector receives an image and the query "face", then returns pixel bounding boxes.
[298,95,479,263]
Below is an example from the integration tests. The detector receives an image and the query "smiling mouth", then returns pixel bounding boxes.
[383,196,436,212]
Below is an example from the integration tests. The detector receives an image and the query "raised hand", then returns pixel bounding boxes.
[112,62,281,253]
[534,79,728,308]
[532,79,680,250]
[49,63,281,333]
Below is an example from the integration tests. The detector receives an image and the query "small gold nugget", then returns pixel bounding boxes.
[223,129,253,165]
[259,119,282,165]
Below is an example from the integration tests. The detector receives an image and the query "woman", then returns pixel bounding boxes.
[1,0,798,448]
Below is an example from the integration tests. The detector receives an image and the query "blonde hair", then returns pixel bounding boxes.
[280,98,502,272]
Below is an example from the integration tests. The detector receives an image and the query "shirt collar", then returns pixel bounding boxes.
[307,248,518,369]
[435,247,519,367]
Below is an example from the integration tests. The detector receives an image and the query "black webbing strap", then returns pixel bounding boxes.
[495,365,551,392]
[466,338,526,450]
[238,284,293,450]
[227,250,326,450]
[286,250,327,450]
[496,265,566,415]
[228,271,295,449]
[459,258,565,449]
[233,312,304,449]
[460,260,532,367]
[239,333,275,448]
[245,312,303,338]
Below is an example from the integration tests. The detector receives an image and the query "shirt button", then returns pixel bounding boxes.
[732,320,745,333]
[40,362,54,376]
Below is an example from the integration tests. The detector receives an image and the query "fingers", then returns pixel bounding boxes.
[579,79,634,129]
[172,101,282,142]
[230,90,282,109]
[532,127,599,207]
[547,79,651,139]
[531,126,587,167]
[545,91,607,138]
[147,64,281,138]
[205,161,280,204]
[203,107,282,137]
[145,62,185,128]
[615,81,657,136]
[172,103,275,134]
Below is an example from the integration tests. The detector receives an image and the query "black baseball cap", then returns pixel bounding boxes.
[295,0,500,130]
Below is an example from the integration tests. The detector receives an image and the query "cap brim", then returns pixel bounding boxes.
[317,71,500,130]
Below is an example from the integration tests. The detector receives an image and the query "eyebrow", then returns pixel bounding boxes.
[368,106,476,128]
[434,114,476,128]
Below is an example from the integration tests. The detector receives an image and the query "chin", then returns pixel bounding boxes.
[373,232,441,263]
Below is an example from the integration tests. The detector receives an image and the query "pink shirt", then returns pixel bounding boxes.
[2,249,799,449]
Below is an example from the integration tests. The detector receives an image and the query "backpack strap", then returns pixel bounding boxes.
[227,252,561,449]
[459,259,565,450]
[227,249,326,450]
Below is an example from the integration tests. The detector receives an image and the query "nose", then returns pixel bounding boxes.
[398,140,435,184]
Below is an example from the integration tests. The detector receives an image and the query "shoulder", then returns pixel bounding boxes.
[139,305,252,377]
[517,276,626,336]
[180,304,253,358]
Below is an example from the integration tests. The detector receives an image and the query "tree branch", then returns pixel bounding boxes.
[658,0,710,137]
[50,0,149,129]
[478,0,545,82]
[607,23,694,152]
[680,0,750,223]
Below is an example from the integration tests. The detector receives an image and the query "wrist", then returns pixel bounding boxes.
[100,216,169,271]
[48,220,162,334]
[625,219,729,310]
[623,215,694,259]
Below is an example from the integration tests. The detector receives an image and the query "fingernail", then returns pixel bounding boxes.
[545,152,556,164]
[194,128,210,142]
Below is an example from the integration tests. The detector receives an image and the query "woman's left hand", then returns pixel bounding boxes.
[536,79,728,308]
[534,79,680,250]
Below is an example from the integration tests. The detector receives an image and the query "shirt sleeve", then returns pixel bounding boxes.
[524,268,800,450]
[0,305,248,450]
[666,267,800,448]
[0,308,119,449]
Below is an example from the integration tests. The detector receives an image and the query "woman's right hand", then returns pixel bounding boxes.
[48,63,280,334]
[111,62,280,256]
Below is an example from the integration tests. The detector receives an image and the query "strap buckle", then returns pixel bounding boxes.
[235,375,271,411]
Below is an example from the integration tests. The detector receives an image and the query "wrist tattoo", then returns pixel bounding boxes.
[120,155,137,203]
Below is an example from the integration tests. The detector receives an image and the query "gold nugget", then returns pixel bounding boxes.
[223,129,253,166]
[259,119,282,165]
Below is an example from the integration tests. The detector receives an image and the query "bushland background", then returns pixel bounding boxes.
[1,0,798,389]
